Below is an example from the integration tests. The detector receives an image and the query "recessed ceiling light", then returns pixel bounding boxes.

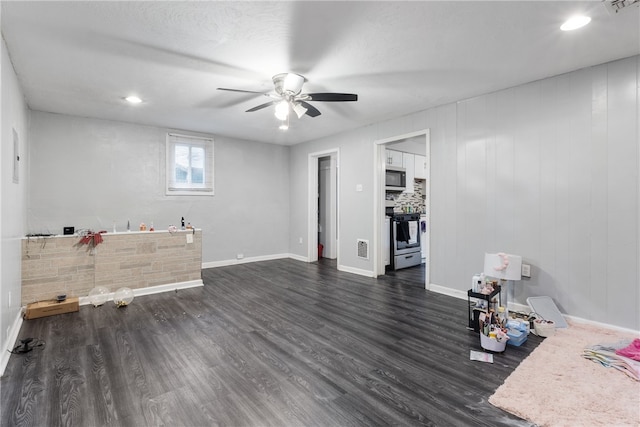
[125,95,142,104]
[560,15,591,31]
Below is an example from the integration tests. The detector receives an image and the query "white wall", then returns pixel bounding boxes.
[291,55,639,331]
[1,37,29,357]
[430,56,639,331]
[27,112,291,264]
[290,127,379,272]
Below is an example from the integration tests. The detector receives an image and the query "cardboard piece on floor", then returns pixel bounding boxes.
[527,296,568,328]
[25,297,79,320]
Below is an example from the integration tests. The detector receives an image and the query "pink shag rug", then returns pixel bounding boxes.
[489,321,640,427]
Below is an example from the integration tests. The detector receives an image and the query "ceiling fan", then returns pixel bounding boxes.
[217,73,358,122]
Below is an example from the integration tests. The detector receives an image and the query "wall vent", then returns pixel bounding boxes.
[357,239,369,259]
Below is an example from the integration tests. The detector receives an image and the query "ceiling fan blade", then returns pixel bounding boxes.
[217,88,267,95]
[300,101,321,117]
[307,93,358,102]
[246,101,276,112]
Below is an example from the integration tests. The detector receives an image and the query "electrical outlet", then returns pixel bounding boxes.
[522,264,531,278]
[237,253,244,260]
[186,233,193,244]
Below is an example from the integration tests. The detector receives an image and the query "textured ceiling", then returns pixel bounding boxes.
[2,1,639,145]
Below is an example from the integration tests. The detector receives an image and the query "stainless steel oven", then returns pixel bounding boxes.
[391,213,422,270]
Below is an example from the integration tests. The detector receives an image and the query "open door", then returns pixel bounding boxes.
[373,130,430,289]
[318,156,337,259]
[308,149,339,264]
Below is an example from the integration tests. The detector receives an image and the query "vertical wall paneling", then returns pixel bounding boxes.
[463,95,489,276]
[455,100,469,287]
[511,82,542,305]
[605,58,638,328]
[435,56,636,329]
[436,103,458,286]
[535,76,558,303]
[566,68,595,320]
[484,93,497,251]
[589,63,610,318]
[553,73,573,314]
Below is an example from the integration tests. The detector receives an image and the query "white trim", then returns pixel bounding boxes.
[202,254,375,277]
[78,279,203,306]
[165,133,214,196]
[423,130,431,290]
[337,264,376,278]
[1,309,25,376]
[202,253,293,269]
[561,315,640,335]
[287,253,309,263]
[373,129,431,287]
[428,283,468,300]
[428,283,640,335]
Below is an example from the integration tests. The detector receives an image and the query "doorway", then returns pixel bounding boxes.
[318,156,337,260]
[307,149,339,264]
[373,130,430,289]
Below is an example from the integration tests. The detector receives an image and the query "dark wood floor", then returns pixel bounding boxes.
[1,259,541,426]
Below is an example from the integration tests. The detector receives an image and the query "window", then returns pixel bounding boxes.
[166,133,214,196]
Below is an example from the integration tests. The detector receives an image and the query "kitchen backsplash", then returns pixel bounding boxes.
[391,180,426,213]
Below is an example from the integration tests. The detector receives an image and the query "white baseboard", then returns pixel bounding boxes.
[202,254,378,278]
[562,315,640,335]
[1,309,25,376]
[287,253,308,263]
[79,279,203,306]
[428,283,640,334]
[202,253,293,269]
[337,264,376,278]
[428,283,468,300]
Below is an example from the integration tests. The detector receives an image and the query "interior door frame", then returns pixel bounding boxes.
[373,129,431,289]
[307,148,340,263]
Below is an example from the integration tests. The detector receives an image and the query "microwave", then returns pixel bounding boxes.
[385,167,406,189]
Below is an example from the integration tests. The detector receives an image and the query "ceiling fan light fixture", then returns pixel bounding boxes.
[560,15,591,31]
[293,102,308,119]
[282,73,305,95]
[274,100,289,120]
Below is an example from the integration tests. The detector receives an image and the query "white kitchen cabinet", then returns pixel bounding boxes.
[385,149,403,167]
[414,154,427,180]
[402,153,415,193]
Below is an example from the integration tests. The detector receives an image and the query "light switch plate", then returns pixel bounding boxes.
[521,263,531,278]
[186,233,193,244]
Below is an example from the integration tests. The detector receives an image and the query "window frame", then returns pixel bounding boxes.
[165,133,214,196]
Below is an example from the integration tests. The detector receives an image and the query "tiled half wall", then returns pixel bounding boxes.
[21,230,202,305]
